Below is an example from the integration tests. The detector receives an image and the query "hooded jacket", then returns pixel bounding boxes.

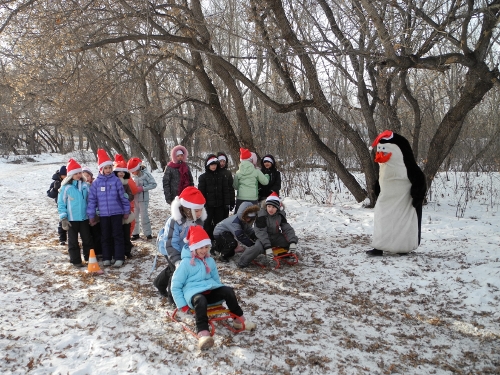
[47,171,63,202]
[86,172,130,218]
[213,202,259,247]
[163,145,194,203]
[161,197,207,264]
[254,207,298,249]
[58,177,91,221]
[198,154,232,207]
[171,244,223,309]
[258,154,282,200]
[131,166,157,202]
[233,160,270,201]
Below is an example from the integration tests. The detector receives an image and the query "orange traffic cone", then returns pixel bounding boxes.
[86,249,104,274]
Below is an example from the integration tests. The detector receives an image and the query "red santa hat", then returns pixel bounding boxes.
[184,226,212,271]
[240,148,252,161]
[179,186,206,209]
[206,156,219,166]
[66,158,82,177]
[97,149,113,170]
[113,154,128,172]
[265,192,281,209]
[127,157,142,172]
[369,130,394,150]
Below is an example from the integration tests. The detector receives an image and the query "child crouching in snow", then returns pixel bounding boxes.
[171,225,256,350]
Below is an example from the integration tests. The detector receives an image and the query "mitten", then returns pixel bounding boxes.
[123,214,129,220]
[61,218,71,231]
[288,243,297,253]
[136,186,144,193]
[181,306,190,313]
[265,248,274,263]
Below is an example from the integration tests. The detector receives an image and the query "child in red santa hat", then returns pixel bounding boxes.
[171,225,257,350]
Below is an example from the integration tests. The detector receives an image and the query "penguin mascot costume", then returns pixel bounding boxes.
[367,130,427,256]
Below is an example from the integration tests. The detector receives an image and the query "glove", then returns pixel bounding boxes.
[123,214,129,220]
[181,306,190,313]
[89,217,97,226]
[136,186,144,193]
[61,218,71,231]
[265,248,274,264]
[288,243,297,253]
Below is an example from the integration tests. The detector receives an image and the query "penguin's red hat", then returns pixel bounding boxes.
[369,130,394,150]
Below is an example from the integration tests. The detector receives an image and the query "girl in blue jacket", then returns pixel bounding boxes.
[58,158,92,267]
[171,226,256,350]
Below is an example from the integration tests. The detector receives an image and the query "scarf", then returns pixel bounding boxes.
[191,254,211,273]
[167,161,191,195]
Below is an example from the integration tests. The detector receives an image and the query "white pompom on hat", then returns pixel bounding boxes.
[97,149,113,170]
[66,158,82,177]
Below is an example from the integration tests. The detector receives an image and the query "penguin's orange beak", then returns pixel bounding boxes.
[375,151,392,163]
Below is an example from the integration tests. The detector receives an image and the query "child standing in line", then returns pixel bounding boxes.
[217,151,235,218]
[82,166,102,258]
[198,154,231,240]
[258,154,282,203]
[153,186,207,300]
[162,145,194,205]
[87,149,130,268]
[47,165,67,245]
[233,148,270,213]
[128,157,157,240]
[237,192,298,269]
[114,155,136,258]
[171,225,257,350]
[58,159,93,267]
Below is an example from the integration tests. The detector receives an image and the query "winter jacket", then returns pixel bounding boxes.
[86,173,130,218]
[213,202,259,247]
[198,156,231,208]
[132,167,157,202]
[254,207,298,249]
[258,155,282,200]
[47,171,63,203]
[163,145,194,204]
[58,177,91,221]
[217,151,235,207]
[162,197,207,264]
[171,245,224,309]
[233,160,270,201]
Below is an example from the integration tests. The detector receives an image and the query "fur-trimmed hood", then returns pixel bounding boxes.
[170,145,189,163]
[170,195,207,223]
[238,202,260,222]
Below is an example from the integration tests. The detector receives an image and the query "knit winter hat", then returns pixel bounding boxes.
[176,149,184,156]
[206,156,218,166]
[266,192,281,210]
[262,156,274,164]
[127,157,142,172]
[184,226,212,271]
[97,149,113,170]
[66,158,82,177]
[82,166,93,177]
[59,165,67,176]
[218,155,227,162]
[113,154,128,172]
[240,148,252,161]
[179,186,206,209]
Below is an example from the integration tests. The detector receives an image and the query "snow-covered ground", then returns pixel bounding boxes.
[0,153,498,375]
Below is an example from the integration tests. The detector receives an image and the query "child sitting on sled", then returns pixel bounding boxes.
[237,192,298,268]
[171,225,257,350]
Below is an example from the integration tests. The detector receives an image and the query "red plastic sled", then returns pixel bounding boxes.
[167,303,245,339]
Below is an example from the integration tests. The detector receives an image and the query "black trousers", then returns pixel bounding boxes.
[191,286,243,333]
[203,206,226,240]
[67,220,93,264]
[213,231,237,258]
[100,215,125,261]
[89,222,102,256]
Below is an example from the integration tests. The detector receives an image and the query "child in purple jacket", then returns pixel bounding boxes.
[87,149,131,268]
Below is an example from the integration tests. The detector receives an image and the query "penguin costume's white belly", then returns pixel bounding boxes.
[372,145,418,253]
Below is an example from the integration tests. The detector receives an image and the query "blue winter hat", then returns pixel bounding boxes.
[59,165,67,176]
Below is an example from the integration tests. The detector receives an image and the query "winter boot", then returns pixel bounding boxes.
[233,317,256,331]
[113,260,124,268]
[366,249,383,256]
[198,331,214,350]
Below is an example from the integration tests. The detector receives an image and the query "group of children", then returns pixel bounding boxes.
[49,146,297,350]
[49,149,157,267]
